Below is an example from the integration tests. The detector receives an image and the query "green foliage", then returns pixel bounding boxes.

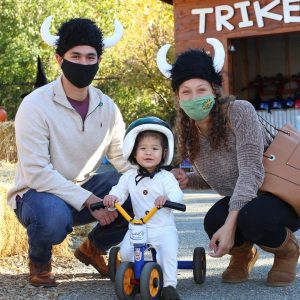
[0,0,175,124]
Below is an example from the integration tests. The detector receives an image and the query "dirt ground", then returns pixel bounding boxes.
[0,254,115,300]
[0,232,121,300]
[1,190,299,300]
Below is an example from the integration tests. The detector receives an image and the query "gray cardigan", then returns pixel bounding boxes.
[187,100,269,211]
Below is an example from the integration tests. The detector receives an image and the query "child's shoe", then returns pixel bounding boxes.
[161,285,181,300]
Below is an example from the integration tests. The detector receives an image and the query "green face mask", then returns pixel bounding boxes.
[179,94,215,121]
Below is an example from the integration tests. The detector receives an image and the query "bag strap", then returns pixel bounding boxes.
[257,114,276,130]
[258,114,276,139]
[257,114,291,138]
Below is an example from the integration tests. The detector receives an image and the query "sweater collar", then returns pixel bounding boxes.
[52,75,103,112]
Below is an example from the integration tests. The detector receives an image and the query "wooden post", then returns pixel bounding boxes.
[242,38,249,100]
[284,34,291,92]
[255,38,261,76]
[222,38,230,95]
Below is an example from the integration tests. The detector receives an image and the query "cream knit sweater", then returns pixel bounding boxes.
[7,76,129,211]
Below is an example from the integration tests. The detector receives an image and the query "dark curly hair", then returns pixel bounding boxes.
[56,18,104,57]
[174,87,235,163]
[170,48,235,163]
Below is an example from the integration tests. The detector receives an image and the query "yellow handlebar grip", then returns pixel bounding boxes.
[114,202,132,222]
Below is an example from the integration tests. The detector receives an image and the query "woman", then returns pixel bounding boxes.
[157,45,300,287]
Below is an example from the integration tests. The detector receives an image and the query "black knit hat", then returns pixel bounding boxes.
[170,49,223,91]
[55,18,104,57]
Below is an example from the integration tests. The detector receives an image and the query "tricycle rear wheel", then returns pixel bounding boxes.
[193,247,206,284]
[109,246,121,282]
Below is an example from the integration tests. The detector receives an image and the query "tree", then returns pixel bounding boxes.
[98,0,176,124]
[0,0,175,124]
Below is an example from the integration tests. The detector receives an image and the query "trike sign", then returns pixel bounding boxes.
[192,0,300,33]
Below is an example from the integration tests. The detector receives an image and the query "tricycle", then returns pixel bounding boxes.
[91,201,206,300]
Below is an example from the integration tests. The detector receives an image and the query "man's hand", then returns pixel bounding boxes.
[85,194,118,226]
[171,168,188,189]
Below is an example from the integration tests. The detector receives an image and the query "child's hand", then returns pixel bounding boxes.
[103,195,118,209]
[154,196,168,208]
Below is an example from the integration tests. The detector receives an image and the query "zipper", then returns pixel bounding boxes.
[81,100,103,131]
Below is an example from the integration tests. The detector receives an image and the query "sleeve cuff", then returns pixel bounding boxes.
[73,190,93,211]
[229,196,251,211]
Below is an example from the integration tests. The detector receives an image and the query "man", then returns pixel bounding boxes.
[7,16,132,287]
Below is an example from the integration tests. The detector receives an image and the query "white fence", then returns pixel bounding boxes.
[257,109,300,134]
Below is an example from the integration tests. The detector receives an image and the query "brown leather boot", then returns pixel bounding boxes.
[29,260,58,287]
[74,238,109,276]
[222,242,259,283]
[260,228,299,287]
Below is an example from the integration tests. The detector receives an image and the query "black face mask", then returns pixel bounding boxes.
[61,59,99,88]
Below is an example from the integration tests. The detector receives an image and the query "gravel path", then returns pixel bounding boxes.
[1,190,299,300]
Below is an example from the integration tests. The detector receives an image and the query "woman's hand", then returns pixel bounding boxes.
[171,168,188,189]
[208,211,239,257]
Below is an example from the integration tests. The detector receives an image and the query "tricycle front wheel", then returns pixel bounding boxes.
[140,262,163,300]
[115,261,139,300]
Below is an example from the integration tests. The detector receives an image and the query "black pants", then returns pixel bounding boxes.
[204,193,300,248]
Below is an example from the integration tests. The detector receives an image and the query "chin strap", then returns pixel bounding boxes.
[135,166,162,185]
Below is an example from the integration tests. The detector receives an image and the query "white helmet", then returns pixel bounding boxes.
[123,116,174,166]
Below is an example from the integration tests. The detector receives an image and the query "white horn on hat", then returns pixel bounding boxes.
[156,38,225,78]
[40,17,123,49]
[103,19,123,49]
[206,38,225,72]
[156,44,172,78]
[40,16,59,46]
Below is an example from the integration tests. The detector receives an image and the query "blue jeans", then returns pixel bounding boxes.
[14,171,132,264]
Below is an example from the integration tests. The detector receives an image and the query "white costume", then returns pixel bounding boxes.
[109,168,183,287]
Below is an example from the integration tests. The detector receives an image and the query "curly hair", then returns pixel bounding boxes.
[174,87,235,163]
[56,18,104,57]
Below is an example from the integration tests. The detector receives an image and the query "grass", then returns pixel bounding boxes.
[0,160,72,258]
[0,122,17,163]
[0,124,92,259]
